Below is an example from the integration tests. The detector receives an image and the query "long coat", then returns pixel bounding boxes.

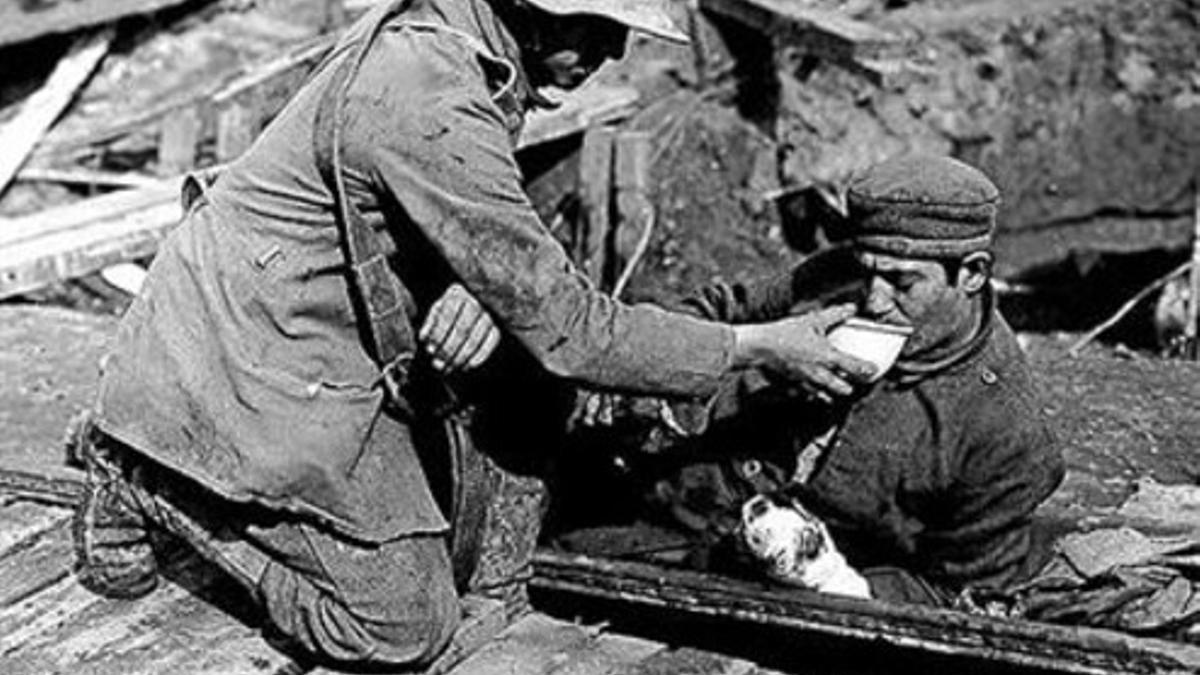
[96,0,735,543]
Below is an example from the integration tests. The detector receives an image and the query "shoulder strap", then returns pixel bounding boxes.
[312,2,493,590]
[313,0,415,410]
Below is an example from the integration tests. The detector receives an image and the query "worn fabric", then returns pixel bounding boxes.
[979,527,1200,637]
[95,0,734,544]
[840,153,1000,259]
[643,265,1064,603]
[93,428,460,667]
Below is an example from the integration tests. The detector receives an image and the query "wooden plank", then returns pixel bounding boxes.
[0,470,85,507]
[2,86,639,302]
[0,30,113,196]
[522,86,640,150]
[612,131,654,298]
[14,167,162,190]
[452,612,662,675]
[216,103,255,163]
[0,179,182,300]
[307,595,506,675]
[0,0,193,48]
[578,126,615,286]
[30,33,338,165]
[157,106,202,176]
[0,306,114,489]
[1,552,296,675]
[0,502,71,558]
[532,551,1200,675]
[0,519,76,613]
[612,647,757,675]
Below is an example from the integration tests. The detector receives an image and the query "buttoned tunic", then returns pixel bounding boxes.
[96,0,734,543]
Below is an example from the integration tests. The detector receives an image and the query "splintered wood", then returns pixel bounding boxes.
[0,0,192,48]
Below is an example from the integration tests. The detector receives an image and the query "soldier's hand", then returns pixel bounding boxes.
[732,304,876,400]
[419,283,501,373]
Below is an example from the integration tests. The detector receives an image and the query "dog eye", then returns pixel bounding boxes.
[747,496,770,519]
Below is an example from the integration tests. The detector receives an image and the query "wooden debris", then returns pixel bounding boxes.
[612,131,654,299]
[0,177,182,301]
[0,518,74,610]
[1066,261,1191,358]
[0,29,113,197]
[532,550,1200,675]
[0,539,296,675]
[579,125,616,285]
[30,33,339,166]
[0,470,85,508]
[15,167,161,190]
[450,612,663,675]
[521,85,640,149]
[157,106,203,176]
[0,306,115,492]
[0,0,190,48]
[1,87,640,302]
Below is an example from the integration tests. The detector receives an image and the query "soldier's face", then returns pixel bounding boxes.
[852,251,974,357]
[529,15,629,89]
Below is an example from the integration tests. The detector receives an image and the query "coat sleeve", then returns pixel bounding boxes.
[343,33,734,399]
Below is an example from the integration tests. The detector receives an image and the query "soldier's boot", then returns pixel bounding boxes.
[122,467,269,597]
[73,432,269,601]
[72,437,159,599]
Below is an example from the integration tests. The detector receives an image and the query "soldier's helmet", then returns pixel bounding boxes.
[522,0,689,43]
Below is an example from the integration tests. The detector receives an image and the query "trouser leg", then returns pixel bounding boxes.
[243,518,459,667]
[97,439,459,669]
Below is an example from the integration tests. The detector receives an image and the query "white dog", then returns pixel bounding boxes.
[739,493,871,599]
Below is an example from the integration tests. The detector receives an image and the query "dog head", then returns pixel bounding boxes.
[739,492,831,585]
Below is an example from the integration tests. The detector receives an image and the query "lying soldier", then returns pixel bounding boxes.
[422,153,1066,606]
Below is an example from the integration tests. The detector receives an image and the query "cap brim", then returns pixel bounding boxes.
[524,0,691,43]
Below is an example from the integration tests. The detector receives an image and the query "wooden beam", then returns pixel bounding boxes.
[0,29,112,196]
[2,87,640,302]
[531,550,1200,675]
[0,178,183,300]
[0,0,194,48]
[15,166,161,190]
[578,126,616,286]
[30,33,339,165]
[521,86,639,149]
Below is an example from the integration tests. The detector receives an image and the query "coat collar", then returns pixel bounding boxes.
[888,287,996,385]
[401,0,537,122]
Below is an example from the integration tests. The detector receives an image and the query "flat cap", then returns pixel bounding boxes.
[845,153,1000,259]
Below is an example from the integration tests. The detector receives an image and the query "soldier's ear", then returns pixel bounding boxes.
[958,252,992,295]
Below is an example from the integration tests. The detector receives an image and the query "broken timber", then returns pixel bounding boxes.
[0,85,640,301]
[0,0,195,48]
[0,29,113,197]
[532,551,1200,675]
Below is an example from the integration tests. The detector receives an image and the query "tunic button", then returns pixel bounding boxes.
[981,369,998,385]
[741,459,762,477]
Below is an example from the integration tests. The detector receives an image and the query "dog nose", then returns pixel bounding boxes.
[744,495,770,521]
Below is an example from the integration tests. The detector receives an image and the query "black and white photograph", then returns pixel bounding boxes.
[2,0,1199,673]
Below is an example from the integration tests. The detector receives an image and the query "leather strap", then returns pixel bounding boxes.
[311,2,493,591]
[313,0,416,414]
